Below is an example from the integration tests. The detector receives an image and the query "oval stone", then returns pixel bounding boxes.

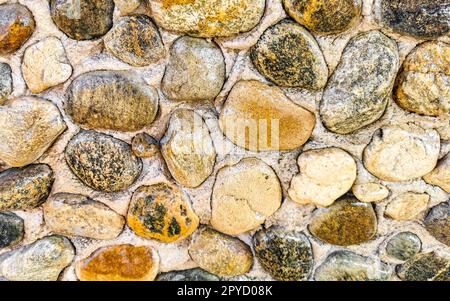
[386,232,422,261]
[320,31,399,134]
[352,183,389,203]
[0,3,35,55]
[0,212,24,249]
[0,63,12,104]
[131,133,159,159]
[43,193,125,240]
[65,131,142,192]
[76,244,159,281]
[219,80,316,151]
[66,71,159,132]
[308,197,378,246]
[127,183,199,243]
[250,20,328,89]
[397,252,450,281]
[424,153,450,193]
[0,164,54,211]
[385,192,429,221]
[50,0,115,41]
[157,268,219,281]
[424,202,450,247]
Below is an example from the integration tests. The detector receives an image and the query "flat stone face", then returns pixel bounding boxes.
[0,235,75,281]
[0,164,54,211]
[188,227,253,277]
[219,80,316,151]
[315,251,391,281]
[352,183,389,203]
[114,0,141,15]
[131,133,159,159]
[0,63,12,104]
[22,37,72,93]
[253,227,314,281]
[127,183,199,243]
[161,109,216,188]
[363,124,440,182]
[288,148,357,207]
[396,42,450,117]
[424,202,450,247]
[66,71,159,132]
[250,20,328,89]
[162,36,225,102]
[65,131,142,192]
[283,0,362,35]
[386,232,422,261]
[43,193,125,240]
[308,197,378,246]
[397,252,450,281]
[378,0,450,39]
[320,31,399,134]
[76,244,159,281]
[149,0,266,38]
[211,158,282,235]
[424,153,450,193]
[50,0,115,41]
[0,97,67,167]
[157,268,219,281]
[104,15,165,67]
[384,192,429,221]
[0,212,24,249]
[0,3,35,55]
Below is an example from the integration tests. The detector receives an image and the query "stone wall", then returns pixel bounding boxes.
[0,0,449,281]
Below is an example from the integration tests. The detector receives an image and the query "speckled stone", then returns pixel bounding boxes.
[0,63,12,104]
[283,0,362,35]
[131,133,159,159]
[352,183,389,203]
[104,15,165,67]
[162,36,225,102]
[384,192,429,221]
[251,20,328,89]
[315,251,391,281]
[0,235,75,281]
[424,202,450,247]
[0,212,24,249]
[157,268,219,281]
[76,244,159,281]
[65,131,142,192]
[320,31,399,134]
[188,227,253,277]
[253,227,314,281]
[127,183,199,243]
[308,197,378,246]
[396,252,450,281]
[386,232,422,261]
[0,164,54,211]
[43,193,125,240]
[149,0,266,38]
[0,3,35,55]
[424,153,450,193]
[50,0,115,41]
[66,71,159,132]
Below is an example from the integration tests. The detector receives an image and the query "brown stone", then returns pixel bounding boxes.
[0,3,35,55]
[424,202,450,247]
[131,133,159,159]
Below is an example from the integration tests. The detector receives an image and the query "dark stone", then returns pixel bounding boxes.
[157,268,219,281]
[131,133,159,159]
[0,212,24,249]
[0,3,35,55]
[386,232,422,261]
[396,252,450,281]
[424,202,450,247]
[0,63,12,103]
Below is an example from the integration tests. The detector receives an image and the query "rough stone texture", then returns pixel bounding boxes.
[363,124,440,182]
[149,0,266,38]
[220,80,316,151]
[161,109,216,188]
[424,202,450,247]
[250,20,328,89]
[0,164,54,211]
[66,71,159,132]
[0,63,12,104]
[157,268,219,281]
[0,97,66,167]
[386,232,422,261]
[132,133,159,159]
[320,31,399,134]
[424,153,450,193]
[288,148,357,207]
[0,3,35,55]
[65,131,142,192]
[76,244,159,281]
[384,192,429,221]
[352,183,389,203]
[0,212,24,249]
[43,193,125,240]
[114,0,141,15]
[162,36,225,102]
[211,158,282,235]
[396,252,450,281]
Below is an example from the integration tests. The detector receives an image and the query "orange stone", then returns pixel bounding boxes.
[0,3,35,55]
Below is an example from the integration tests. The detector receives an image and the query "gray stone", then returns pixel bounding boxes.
[396,252,450,281]
[424,202,450,247]
[157,268,219,281]
[0,212,24,249]
[386,232,422,261]
[0,63,12,104]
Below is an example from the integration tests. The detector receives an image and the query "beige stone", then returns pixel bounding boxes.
[352,183,390,203]
[288,148,357,207]
[385,192,430,221]
[114,0,141,15]
[423,153,450,193]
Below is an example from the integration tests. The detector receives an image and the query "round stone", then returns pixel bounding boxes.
[131,133,159,159]
[424,153,450,193]
[43,193,125,240]
[0,164,54,211]
[65,131,142,192]
[66,71,159,132]
[397,252,450,281]
[0,3,35,55]
[395,42,450,117]
[352,183,389,203]
[283,0,362,35]
[157,268,219,281]
[0,212,24,249]
[0,63,12,104]
[386,232,422,261]
[127,183,199,243]
[253,227,314,281]
[188,227,253,277]
[320,30,399,134]
[384,192,429,221]
[211,158,282,235]
[219,80,316,151]
[288,148,357,207]
[424,202,450,247]
[149,0,266,38]
[250,20,328,89]
[104,15,165,67]
[162,36,225,102]
[308,197,378,246]
[76,244,159,281]
[50,0,115,41]
[363,124,440,182]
